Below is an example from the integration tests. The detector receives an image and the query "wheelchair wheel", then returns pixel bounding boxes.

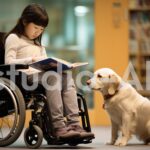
[0,77,25,146]
[24,125,43,149]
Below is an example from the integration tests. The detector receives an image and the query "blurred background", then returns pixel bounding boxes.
[1,0,150,126]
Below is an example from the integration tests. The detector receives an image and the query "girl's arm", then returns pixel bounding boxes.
[5,34,33,64]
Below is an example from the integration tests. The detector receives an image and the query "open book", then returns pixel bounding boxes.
[29,57,88,71]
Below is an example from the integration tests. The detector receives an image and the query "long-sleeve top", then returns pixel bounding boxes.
[5,33,47,74]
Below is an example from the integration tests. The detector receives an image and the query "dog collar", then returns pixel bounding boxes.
[103,91,118,109]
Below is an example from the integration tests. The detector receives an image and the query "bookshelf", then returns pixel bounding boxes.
[129,0,150,96]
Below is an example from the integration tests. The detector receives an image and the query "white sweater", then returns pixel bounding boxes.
[5,34,47,74]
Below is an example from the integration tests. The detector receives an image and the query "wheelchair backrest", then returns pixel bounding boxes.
[0,32,6,65]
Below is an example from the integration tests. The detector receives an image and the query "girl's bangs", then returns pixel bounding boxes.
[33,17,48,27]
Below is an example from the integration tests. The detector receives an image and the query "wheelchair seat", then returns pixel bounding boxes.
[0,32,94,148]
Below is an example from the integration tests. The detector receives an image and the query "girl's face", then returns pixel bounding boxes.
[24,22,44,40]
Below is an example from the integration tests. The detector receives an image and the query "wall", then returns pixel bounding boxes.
[93,0,129,125]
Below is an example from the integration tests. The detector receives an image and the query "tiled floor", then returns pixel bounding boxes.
[1,126,150,150]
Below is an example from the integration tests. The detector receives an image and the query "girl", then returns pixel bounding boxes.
[5,3,94,140]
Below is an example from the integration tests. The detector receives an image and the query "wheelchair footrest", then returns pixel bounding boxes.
[46,135,95,146]
[68,136,95,146]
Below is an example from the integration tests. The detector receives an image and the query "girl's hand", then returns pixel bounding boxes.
[32,56,45,62]
[32,56,37,62]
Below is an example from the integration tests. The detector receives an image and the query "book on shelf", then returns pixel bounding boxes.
[29,57,88,71]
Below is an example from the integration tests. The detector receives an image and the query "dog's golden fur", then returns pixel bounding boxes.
[87,68,150,146]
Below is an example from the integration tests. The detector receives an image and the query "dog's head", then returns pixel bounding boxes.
[87,68,122,95]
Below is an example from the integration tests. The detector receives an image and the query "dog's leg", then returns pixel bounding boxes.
[114,114,132,146]
[107,120,119,145]
[144,120,150,145]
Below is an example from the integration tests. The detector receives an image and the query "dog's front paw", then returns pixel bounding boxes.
[114,139,127,146]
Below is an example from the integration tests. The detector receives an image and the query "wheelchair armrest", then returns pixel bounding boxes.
[0,64,29,71]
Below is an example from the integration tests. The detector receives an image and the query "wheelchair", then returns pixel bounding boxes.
[0,32,94,148]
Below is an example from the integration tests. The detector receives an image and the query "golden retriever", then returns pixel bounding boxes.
[87,68,150,146]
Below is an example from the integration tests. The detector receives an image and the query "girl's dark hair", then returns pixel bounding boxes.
[7,3,49,46]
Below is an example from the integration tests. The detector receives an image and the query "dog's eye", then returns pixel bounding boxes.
[97,74,102,78]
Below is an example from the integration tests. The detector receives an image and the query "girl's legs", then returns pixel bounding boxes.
[28,71,80,139]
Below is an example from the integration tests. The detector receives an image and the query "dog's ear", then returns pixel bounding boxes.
[108,74,120,95]
[108,85,115,95]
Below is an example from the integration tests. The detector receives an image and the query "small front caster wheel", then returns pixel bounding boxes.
[24,125,43,148]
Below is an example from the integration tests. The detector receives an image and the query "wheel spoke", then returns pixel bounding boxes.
[0,78,25,146]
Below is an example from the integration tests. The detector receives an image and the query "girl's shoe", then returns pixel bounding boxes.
[55,127,80,139]
[69,124,95,139]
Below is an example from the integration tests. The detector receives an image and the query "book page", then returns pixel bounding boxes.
[71,62,88,68]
